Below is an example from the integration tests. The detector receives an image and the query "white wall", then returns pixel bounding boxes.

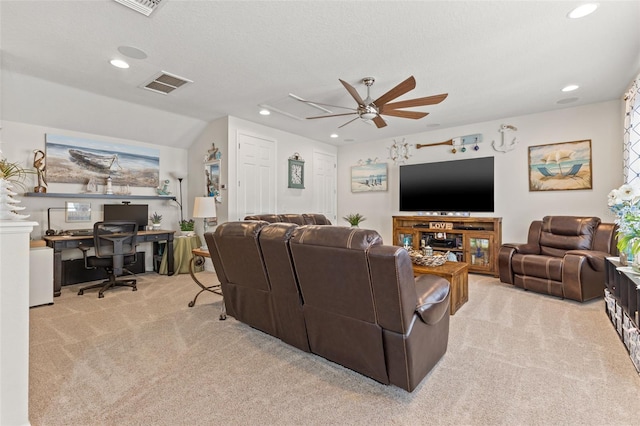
[0,120,187,267]
[189,117,338,223]
[337,100,624,244]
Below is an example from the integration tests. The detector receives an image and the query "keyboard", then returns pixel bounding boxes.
[69,229,93,236]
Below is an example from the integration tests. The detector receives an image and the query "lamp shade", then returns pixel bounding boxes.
[192,196,217,218]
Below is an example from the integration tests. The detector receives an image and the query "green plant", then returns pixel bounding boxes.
[150,212,163,224]
[179,219,195,231]
[0,154,35,190]
[343,213,366,227]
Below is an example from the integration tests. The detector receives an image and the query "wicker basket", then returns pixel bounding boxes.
[408,249,449,267]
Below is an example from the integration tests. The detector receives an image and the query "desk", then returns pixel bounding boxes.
[44,229,175,297]
[159,235,201,275]
[413,262,469,315]
[189,248,225,319]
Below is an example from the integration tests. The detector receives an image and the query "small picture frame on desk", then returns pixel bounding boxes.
[65,202,91,222]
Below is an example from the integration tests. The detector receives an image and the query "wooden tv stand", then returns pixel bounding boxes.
[392,216,502,276]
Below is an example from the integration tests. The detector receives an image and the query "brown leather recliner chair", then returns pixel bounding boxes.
[498,216,618,302]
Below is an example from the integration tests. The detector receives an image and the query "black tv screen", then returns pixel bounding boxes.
[399,157,494,213]
[103,204,149,228]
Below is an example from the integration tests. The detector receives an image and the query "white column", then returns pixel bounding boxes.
[0,220,37,426]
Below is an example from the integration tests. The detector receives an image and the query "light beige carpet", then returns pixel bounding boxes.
[29,272,640,425]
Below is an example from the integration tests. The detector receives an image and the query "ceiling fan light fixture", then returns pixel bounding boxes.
[361,112,377,120]
[259,108,271,116]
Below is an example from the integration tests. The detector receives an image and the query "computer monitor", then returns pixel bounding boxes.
[103,204,149,229]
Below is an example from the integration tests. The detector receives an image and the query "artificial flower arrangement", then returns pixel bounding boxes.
[607,183,640,255]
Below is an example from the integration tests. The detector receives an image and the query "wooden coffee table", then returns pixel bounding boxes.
[413,262,469,315]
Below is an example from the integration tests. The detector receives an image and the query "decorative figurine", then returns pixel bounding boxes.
[32,149,47,193]
[156,179,171,195]
[105,175,113,194]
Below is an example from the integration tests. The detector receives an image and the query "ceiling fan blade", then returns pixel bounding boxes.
[306,112,357,120]
[372,76,416,107]
[298,100,357,111]
[339,79,365,105]
[372,115,387,128]
[382,93,449,110]
[338,116,361,128]
[380,110,429,119]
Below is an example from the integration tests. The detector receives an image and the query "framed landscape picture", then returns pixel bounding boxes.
[351,162,388,193]
[528,139,592,191]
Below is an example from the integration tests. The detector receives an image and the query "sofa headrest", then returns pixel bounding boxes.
[291,225,382,250]
[542,216,600,236]
[243,214,281,223]
[259,222,298,242]
[215,220,267,239]
[539,216,600,253]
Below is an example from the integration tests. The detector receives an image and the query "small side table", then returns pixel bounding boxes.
[159,235,201,275]
[413,261,469,315]
[189,247,226,320]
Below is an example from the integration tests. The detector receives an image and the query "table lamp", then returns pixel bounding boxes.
[192,196,217,244]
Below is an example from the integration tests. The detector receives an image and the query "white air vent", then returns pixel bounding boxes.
[114,0,164,16]
[141,71,193,95]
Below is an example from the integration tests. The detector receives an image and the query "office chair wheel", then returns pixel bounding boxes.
[132,287,137,292]
[78,289,84,296]
[188,301,195,307]
[98,292,105,298]
[219,313,226,320]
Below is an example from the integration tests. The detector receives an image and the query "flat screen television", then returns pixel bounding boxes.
[399,157,494,213]
[103,204,149,229]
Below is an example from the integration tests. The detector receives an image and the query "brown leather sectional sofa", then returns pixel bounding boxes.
[205,219,451,392]
[243,213,332,225]
[498,216,618,302]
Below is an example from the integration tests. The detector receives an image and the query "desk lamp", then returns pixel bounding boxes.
[192,196,217,246]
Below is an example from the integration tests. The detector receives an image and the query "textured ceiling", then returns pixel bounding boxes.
[1,1,639,148]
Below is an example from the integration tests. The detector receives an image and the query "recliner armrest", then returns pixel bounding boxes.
[504,243,540,255]
[414,275,450,325]
[565,250,609,271]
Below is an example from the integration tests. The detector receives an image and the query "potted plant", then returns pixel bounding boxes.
[150,212,162,229]
[179,219,195,236]
[0,154,34,191]
[0,153,35,219]
[343,213,366,227]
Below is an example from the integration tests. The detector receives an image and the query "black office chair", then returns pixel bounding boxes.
[77,221,139,298]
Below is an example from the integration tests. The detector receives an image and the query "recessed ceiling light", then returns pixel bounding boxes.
[118,45,148,60]
[110,59,130,69]
[567,3,598,19]
[259,108,271,116]
[330,133,338,138]
[562,84,579,92]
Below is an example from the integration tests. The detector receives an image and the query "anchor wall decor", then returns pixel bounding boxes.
[492,124,518,152]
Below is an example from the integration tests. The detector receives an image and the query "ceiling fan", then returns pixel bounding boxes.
[299,75,447,129]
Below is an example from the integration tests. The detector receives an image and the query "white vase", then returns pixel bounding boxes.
[0,179,29,220]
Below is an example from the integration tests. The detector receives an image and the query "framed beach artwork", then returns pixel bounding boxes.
[528,139,592,191]
[45,134,160,188]
[351,162,388,193]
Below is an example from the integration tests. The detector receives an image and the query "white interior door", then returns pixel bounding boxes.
[313,151,337,223]
[236,133,276,220]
